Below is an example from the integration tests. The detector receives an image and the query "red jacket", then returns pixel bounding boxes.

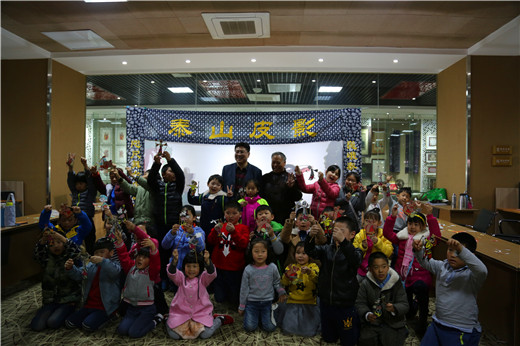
[296,174,340,218]
[207,223,249,271]
[383,214,441,288]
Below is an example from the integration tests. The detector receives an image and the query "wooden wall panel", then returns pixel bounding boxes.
[470,56,520,211]
[1,59,48,215]
[437,58,468,199]
[50,61,86,208]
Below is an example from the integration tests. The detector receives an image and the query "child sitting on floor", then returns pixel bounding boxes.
[31,229,82,331]
[382,202,441,337]
[353,210,393,282]
[114,231,161,338]
[239,238,287,333]
[65,237,121,332]
[355,251,409,346]
[277,241,320,337]
[166,249,233,339]
[413,232,488,346]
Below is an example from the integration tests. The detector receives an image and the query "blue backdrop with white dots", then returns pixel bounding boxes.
[126,107,362,176]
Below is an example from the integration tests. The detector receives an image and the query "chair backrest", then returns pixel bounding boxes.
[473,208,496,233]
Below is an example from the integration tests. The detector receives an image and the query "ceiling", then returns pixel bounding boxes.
[2,1,519,108]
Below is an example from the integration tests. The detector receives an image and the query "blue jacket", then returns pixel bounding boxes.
[38,209,93,246]
[222,162,262,200]
[161,225,205,270]
[67,258,122,315]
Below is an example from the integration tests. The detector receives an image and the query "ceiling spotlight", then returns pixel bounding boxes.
[386,112,389,115]
[202,80,207,83]
[393,59,399,63]
[251,58,257,63]
[185,59,191,64]
[122,61,127,65]
[372,80,376,84]
[412,97,416,100]
[318,58,324,62]
[117,97,121,100]
[311,79,316,83]
[257,79,261,82]
[150,81,155,84]
[398,106,401,108]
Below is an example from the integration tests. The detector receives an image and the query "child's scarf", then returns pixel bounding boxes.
[400,233,415,279]
[357,231,373,277]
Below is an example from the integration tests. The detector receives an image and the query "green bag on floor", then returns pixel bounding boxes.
[421,188,447,202]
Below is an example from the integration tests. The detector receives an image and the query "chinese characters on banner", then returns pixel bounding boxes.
[126,107,361,178]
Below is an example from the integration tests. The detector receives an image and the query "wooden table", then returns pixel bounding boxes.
[497,208,520,215]
[1,214,55,287]
[433,205,479,225]
[433,219,519,345]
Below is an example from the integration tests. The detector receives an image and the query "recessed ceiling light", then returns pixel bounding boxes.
[386,112,390,115]
[117,97,121,100]
[412,97,416,100]
[185,59,191,64]
[397,106,401,108]
[372,80,376,84]
[97,117,111,122]
[393,59,399,63]
[318,86,342,93]
[311,80,316,83]
[150,81,155,84]
[257,79,261,82]
[202,80,207,83]
[122,61,127,65]
[168,87,193,93]
[318,58,324,62]
[251,58,257,63]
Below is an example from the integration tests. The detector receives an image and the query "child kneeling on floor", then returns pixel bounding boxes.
[413,232,487,346]
[355,251,409,346]
[114,230,161,338]
[166,249,233,339]
[65,237,121,332]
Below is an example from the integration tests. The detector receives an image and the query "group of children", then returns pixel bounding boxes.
[32,149,488,345]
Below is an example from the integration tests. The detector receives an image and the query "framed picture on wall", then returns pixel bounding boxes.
[425,151,437,163]
[100,127,112,145]
[371,159,385,182]
[115,128,126,145]
[372,130,385,155]
[426,135,437,149]
[115,145,126,164]
[99,145,112,160]
[361,127,371,156]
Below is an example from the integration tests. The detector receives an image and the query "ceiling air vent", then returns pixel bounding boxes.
[247,94,280,102]
[202,13,270,39]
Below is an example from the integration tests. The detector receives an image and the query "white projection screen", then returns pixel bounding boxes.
[143,140,344,208]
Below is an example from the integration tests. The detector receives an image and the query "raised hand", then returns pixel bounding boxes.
[286,173,295,187]
[141,238,156,252]
[71,206,81,214]
[294,165,301,176]
[226,223,235,233]
[391,204,399,217]
[203,250,210,265]
[172,249,179,265]
[226,185,234,197]
[318,171,324,181]
[162,151,171,161]
[64,258,74,270]
[153,155,162,164]
[123,220,136,232]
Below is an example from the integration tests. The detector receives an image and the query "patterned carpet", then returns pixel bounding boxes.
[0,280,499,346]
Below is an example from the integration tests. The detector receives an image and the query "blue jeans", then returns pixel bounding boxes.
[65,307,111,332]
[117,304,156,338]
[421,321,481,346]
[243,300,276,332]
[30,303,75,331]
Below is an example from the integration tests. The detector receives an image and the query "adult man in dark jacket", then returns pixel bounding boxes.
[221,142,262,201]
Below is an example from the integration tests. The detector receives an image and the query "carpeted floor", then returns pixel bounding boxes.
[1,280,500,346]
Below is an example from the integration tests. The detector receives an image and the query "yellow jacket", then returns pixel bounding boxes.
[353,228,393,258]
[281,262,319,305]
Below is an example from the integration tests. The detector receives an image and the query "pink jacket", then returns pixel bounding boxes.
[383,214,441,288]
[166,263,216,328]
[296,174,340,218]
